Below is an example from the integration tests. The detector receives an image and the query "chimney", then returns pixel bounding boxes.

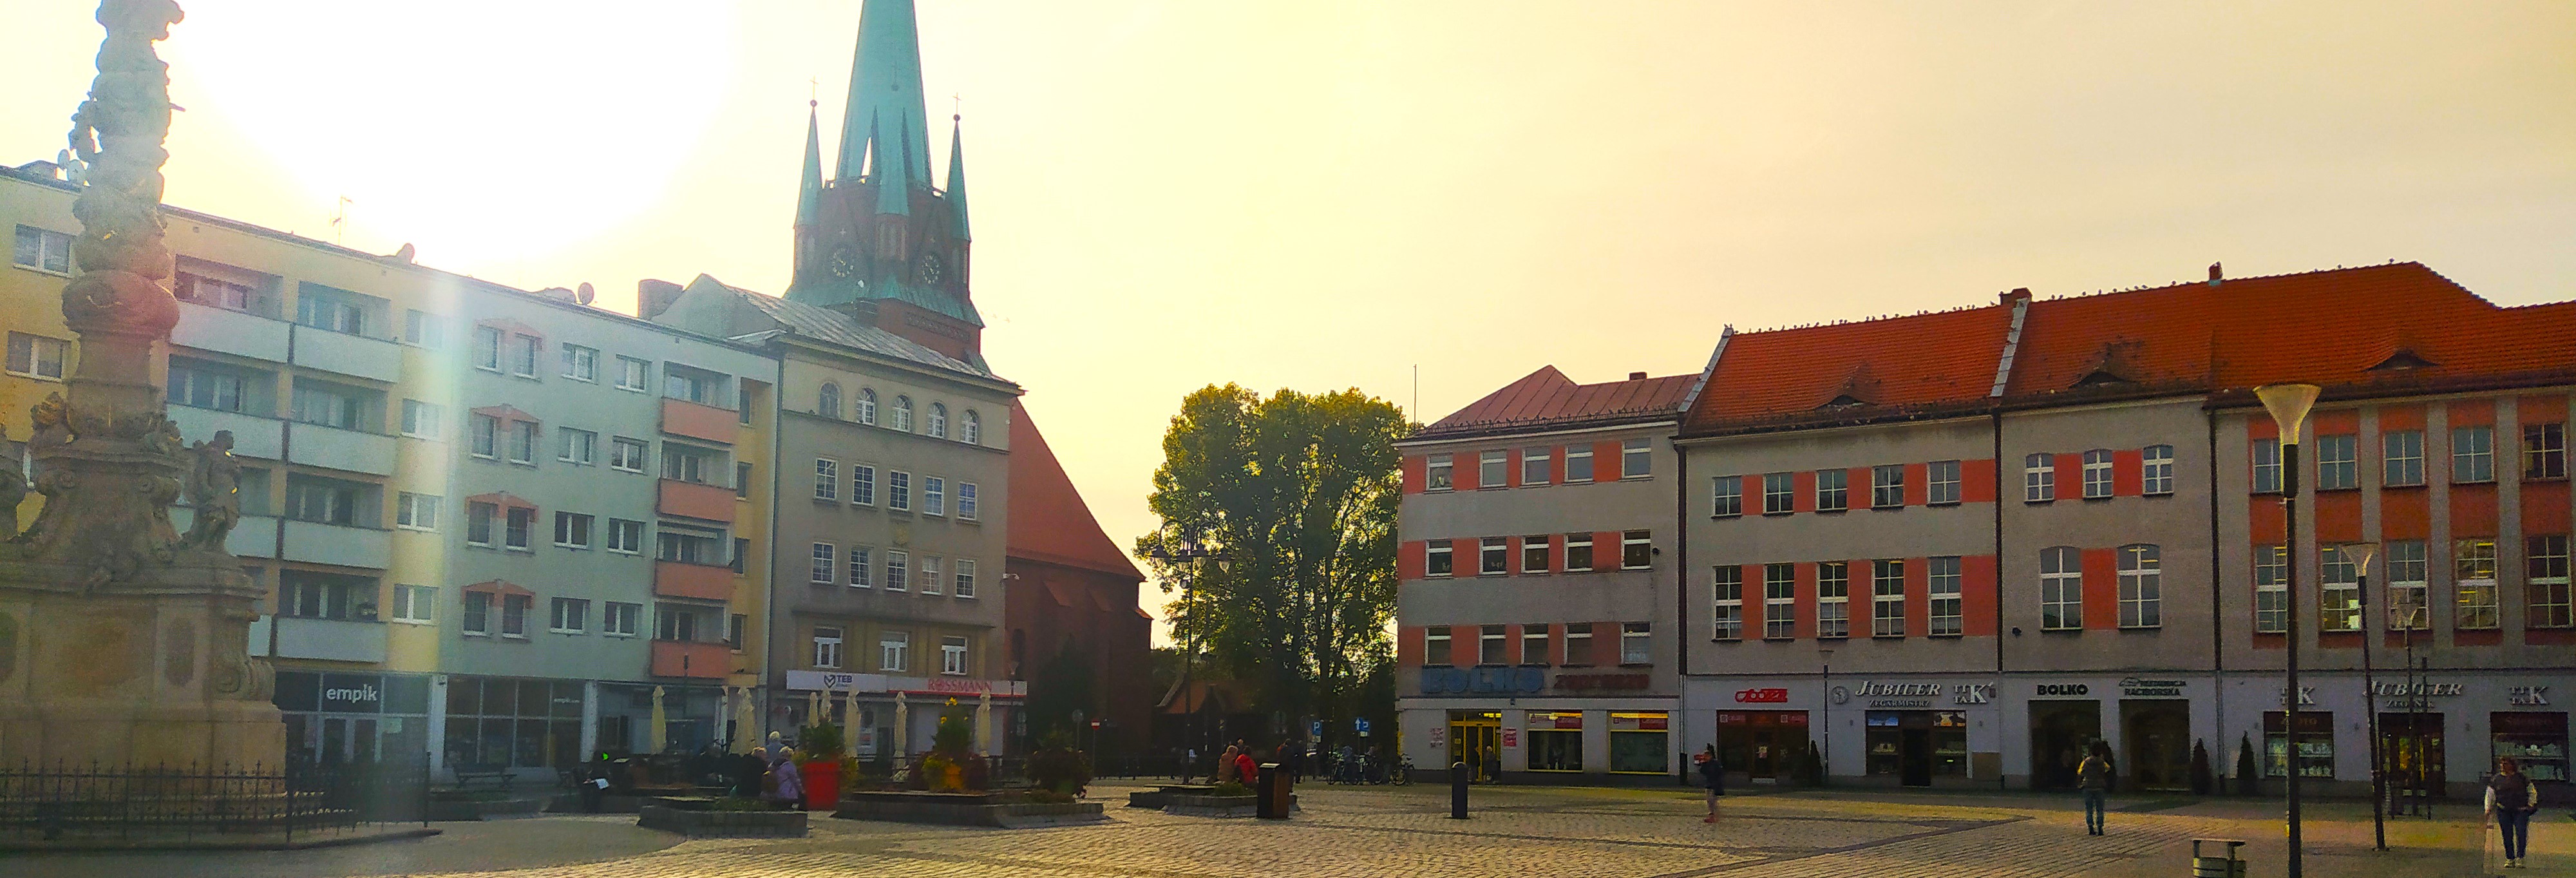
[2208,262,2223,287]
[1628,371,1648,381]
[2001,287,2032,307]
[637,278,685,319]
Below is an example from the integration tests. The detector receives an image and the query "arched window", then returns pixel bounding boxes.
[928,403,948,439]
[2118,544,2161,628]
[2040,546,2081,630]
[817,383,841,419]
[855,388,877,425]
[961,410,981,445]
[891,396,913,432]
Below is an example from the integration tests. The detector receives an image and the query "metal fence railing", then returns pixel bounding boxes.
[0,755,429,845]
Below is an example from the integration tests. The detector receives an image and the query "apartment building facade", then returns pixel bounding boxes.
[1674,263,2576,798]
[649,275,1021,757]
[1394,367,1693,783]
[4,162,781,777]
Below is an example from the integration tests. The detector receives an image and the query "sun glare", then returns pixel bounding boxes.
[165,1,737,262]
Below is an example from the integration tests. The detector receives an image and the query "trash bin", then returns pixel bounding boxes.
[1257,763,1289,819]
[2190,839,2246,878]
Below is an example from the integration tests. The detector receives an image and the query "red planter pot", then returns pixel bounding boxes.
[802,759,842,810]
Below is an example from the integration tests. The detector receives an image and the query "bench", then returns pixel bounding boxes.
[450,764,515,791]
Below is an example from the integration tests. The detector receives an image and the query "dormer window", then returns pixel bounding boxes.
[2367,348,2437,372]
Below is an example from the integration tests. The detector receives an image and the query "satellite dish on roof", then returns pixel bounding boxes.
[576,282,596,305]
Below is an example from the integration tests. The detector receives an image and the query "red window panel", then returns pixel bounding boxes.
[1792,471,1817,513]
[1449,632,1477,667]
[1399,540,1425,580]
[2449,399,2496,427]
[2248,414,2278,441]
[2382,489,2430,539]
[2081,547,2118,630]
[1960,459,1998,503]
[2312,409,2360,439]
[1402,455,1426,494]
[2378,405,2425,432]
[2112,449,2144,497]
[1506,450,1523,488]
[2521,395,2569,424]
[2249,497,2286,544]
[2525,482,2571,536]
[1904,556,1929,638]
[2054,453,2083,495]
[1504,624,1523,664]
[2315,491,2363,543]
[2452,485,2499,537]
[1904,463,1929,506]
[1793,564,1817,640]
[1594,441,1624,477]
[1397,626,1423,665]
[1960,555,1999,636]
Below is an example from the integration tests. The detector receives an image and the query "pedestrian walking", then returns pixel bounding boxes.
[2488,757,2540,868]
[1696,745,1726,823]
[2076,741,2114,835]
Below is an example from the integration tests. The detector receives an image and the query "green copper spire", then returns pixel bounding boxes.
[945,114,969,241]
[837,0,933,186]
[795,102,824,227]
[873,112,911,216]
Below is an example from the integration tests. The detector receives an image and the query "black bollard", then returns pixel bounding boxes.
[1450,761,1469,819]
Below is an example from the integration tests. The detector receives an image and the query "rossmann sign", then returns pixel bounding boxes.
[1734,687,1790,703]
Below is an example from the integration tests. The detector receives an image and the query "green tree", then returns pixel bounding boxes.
[1023,642,1099,741]
[1137,385,1404,750]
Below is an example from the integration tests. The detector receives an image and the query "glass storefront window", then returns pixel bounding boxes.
[445,676,588,769]
[1608,712,1669,774]
[2493,712,2569,783]
[1528,712,1582,772]
[2264,711,2334,779]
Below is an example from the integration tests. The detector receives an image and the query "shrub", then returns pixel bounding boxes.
[1027,730,1094,796]
[799,723,847,760]
[1026,788,1077,804]
[2190,739,2213,796]
[1210,781,1254,797]
[710,796,774,812]
[2235,734,2260,796]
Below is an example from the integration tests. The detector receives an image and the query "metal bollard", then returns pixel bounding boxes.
[1450,762,1469,819]
[2190,838,2246,878]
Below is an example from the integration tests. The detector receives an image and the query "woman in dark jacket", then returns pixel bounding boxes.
[1698,745,1726,823]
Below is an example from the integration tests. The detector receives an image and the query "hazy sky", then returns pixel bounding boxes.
[6,2,2570,637]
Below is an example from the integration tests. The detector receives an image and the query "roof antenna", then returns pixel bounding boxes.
[1412,365,1420,423]
[328,195,354,245]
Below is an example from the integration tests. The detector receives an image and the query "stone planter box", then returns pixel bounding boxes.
[637,805,808,838]
[1127,785,1215,809]
[427,794,545,821]
[834,790,1106,828]
[1163,794,1258,818]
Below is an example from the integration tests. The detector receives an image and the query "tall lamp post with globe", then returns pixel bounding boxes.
[2257,383,2322,878]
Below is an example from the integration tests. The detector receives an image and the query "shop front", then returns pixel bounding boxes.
[2221,671,2573,800]
[2027,683,2103,791]
[442,675,587,774]
[275,671,431,765]
[1716,709,1808,784]
[2117,678,2194,791]
[1607,711,1672,776]
[1449,710,1500,781]
[1864,711,1968,787]
[597,682,725,756]
[1525,711,1583,773]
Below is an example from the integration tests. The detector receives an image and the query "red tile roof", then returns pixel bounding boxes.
[1685,301,2016,434]
[1005,402,1144,581]
[2008,263,2576,403]
[1418,367,1696,439]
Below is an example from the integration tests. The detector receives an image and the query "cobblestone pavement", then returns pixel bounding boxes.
[9,781,2566,878]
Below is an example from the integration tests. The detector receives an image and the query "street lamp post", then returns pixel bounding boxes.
[1819,646,1835,787]
[2258,383,2321,878]
[2341,541,2384,852]
[1150,539,1227,783]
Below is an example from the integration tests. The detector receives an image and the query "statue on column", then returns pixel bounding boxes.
[180,430,239,549]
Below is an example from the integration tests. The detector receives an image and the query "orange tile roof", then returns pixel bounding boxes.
[1005,402,1144,581]
[1418,367,1696,439]
[2009,262,2576,403]
[1685,301,2016,434]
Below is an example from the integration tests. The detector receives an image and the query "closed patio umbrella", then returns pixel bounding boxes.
[647,686,668,753]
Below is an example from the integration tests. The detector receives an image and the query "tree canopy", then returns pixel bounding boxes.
[1137,384,1405,746]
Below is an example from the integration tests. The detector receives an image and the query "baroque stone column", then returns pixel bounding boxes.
[0,0,284,769]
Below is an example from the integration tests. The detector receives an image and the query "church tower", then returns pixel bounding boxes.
[788,0,982,363]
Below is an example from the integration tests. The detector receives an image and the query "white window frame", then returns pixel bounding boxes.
[1479,537,1507,576]
[848,546,873,588]
[2118,544,2162,629]
[13,224,74,274]
[941,636,971,676]
[400,399,443,439]
[1762,472,1794,514]
[1765,563,1795,640]
[562,344,598,382]
[1425,540,1453,577]
[1520,535,1549,574]
[509,334,540,378]
[891,396,913,432]
[549,596,590,634]
[461,592,491,636]
[2040,546,2082,631]
[464,501,498,547]
[814,459,839,501]
[879,630,911,672]
[954,558,977,598]
[855,388,878,425]
[1871,464,1904,509]
[962,410,982,444]
[1621,530,1653,570]
[470,327,503,372]
[885,551,910,592]
[1565,447,1594,483]
[469,415,500,459]
[810,542,837,584]
[606,518,645,554]
[1815,468,1848,511]
[1711,475,1742,517]
[851,464,877,506]
[813,626,844,669]
[1564,533,1594,572]
[2456,538,2499,629]
[1479,450,1507,488]
[503,506,535,551]
[920,556,943,595]
[2081,449,2114,499]
[2142,444,2175,495]
[923,476,945,517]
[1928,459,1962,505]
[2383,430,2425,486]
[1816,561,1849,638]
[928,403,949,439]
[1621,437,1651,479]
[1620,622,1652,665]
[1424,627,1452,665]
[2318,548,2360,632]
[2529,534,2571,629]
[392,584,436,624]
[553,511,594,549]
[1522,448,1552,486]
[1871,559,1905,638]
[1711,566,1743,641]
[395,492,440,531]
[2453,426,2494,484]
[1928,556,1962,636]
[560,428,597,466]
[609,437,648,473]
[1425,453,1454,491]
[2253,438,2282,493]
[615,356,650,392]
[2315,434,2358,491]
[603,601,641,637]
[2255,544,2289,633]
[957,482,979,520]
[2387,540,2429,631]
[2025,453,2056,502]
[887,471,911,511]
[506,420,538,465]
[1520,625,1550,665]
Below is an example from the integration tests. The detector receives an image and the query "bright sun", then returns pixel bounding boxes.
[164,1,737,263]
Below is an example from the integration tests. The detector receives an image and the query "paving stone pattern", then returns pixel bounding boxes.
[6,781,2559,878]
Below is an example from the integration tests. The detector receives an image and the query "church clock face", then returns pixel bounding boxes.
[917,251,944,285]
[829,247,857,279]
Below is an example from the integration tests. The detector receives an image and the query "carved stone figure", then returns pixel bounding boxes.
[180,430,238,549]
[0,426,24,537]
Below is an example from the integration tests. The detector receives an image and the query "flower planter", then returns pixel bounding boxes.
[638,804,809,838]
[1163,794,1258,818]
[802,759,842,811]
